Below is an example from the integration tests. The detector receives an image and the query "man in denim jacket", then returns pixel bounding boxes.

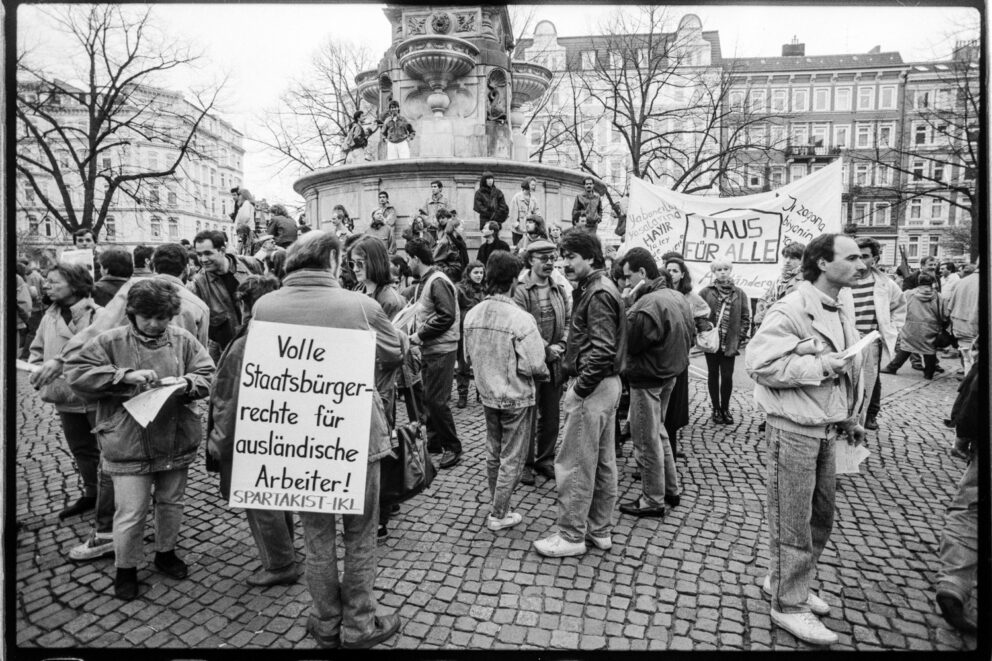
[745,233,867,646]
[534,230,627,558]
[464,251,549,532]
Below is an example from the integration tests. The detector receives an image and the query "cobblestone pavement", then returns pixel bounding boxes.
[10,359,980,652]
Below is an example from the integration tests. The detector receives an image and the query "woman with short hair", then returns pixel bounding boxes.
[698,260,750,424]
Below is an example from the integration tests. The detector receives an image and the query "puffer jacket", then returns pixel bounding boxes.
[563,269,627,398]
[473,172,509,226]
[30,298,101,413]
[464,294,549,409]
[744,281,863,434]
[64,324,214,474]
[623,278,694,387]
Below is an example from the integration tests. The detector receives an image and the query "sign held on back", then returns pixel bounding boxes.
[229,320,376,514]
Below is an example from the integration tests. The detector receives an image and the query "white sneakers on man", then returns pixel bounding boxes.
[532,533,586,557]
[762,575,831,615]
[487,512,522,531]
[770,610,839,646]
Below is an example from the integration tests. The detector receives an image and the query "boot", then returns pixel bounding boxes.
[721,409,735,424]
[114,567,139,601]
[711,408,725,424]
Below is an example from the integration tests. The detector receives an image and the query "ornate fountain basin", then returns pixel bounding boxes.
[396,35,479,90]
[510,61,553,108]
[355,69,380,106]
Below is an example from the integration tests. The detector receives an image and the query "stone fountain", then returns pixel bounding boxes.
[294,5,597,249]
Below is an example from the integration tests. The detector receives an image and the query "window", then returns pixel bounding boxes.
[222,199,227,216]
[879,85,897,110]
[854,202,870,225]
[27,214,39,235]
[790,164,806,182]
[769,124,787,147]
[933,162,944,182]
[771,89,787,112]
[44,217,53,237]
[834,87,852,111]
[841,163,849,185]
[151,216,162,239]
[148,186,160,205]
[935,89,952,110]
[855,123,872,148]
[834,124,850,148]
[929,235,940,257]
[581,50,596,70]
[913,89,930,109]
[636,48,648,68]
[748,165,763,187]
[911,159,926,181]
[790,123,809,145]
[168,217,179,240]
[914,123,929,145]
[875,164,892,186]
[196,220,202,233]
[908,199,922,222]
[813,87,831,111]
[149,151,158,171]
[877,123,894,148]
[841,203,848,225]
[854,164,870,186]
[168,190,177,207]
[873,202,891,226]
[102,157,112,171]
[792,88,809,112]
[908,235,919,258]
[609,52,623,70]
[857,86,875,110]
[105,215,116,240]
[770,167,785,188]
[931,198,945,221]
[751,90,767,112]
[811,123,829,148]
[25,185,35,203]
[729,90,744,111]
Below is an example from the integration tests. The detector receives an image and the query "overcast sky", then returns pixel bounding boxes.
[17,3,981,210]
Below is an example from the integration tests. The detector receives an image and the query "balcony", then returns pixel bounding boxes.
[786,143,842,160]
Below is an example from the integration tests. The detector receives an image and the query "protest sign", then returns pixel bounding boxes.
[229,320,376,514]
[622,160,843,298]
[59,248,95,276]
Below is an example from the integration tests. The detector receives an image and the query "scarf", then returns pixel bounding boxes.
[713,281,736,351]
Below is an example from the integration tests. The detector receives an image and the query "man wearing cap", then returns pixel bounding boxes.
[513,239,571,485]
[477,221,511,267]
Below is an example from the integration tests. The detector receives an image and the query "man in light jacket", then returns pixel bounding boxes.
[839,237,906,430]
[464,251,549,532]
[250,230,405,649]
[745,233,867,646]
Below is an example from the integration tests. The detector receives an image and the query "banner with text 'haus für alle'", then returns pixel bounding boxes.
[622,160,843,298]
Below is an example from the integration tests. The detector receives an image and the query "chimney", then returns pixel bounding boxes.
[782,35,805,57]
[868,45,881,54]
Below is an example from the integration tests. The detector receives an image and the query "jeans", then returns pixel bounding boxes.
[455,338,472,398]
[765,425,836,613]
[957,336,976,375]
[58,411,115,534]
[300,461,381,647]
[112,469,188,568]
[421,350,461,454]
[527,379,561,471]
[484,406,535,518]
[555,376,620,543]
[247,509,296,571]
[888,349,938,378]
[629,381,681,508]
[861,341,882,424]
[704,351,736,411]
[937,458,978,602]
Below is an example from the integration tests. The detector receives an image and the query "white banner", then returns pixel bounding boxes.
[622,160,843,298]
[229,321,376,514]
[59,248,95,277]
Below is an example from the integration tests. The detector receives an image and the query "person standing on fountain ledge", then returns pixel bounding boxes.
[474,171,509,233]
[378,100,415,160]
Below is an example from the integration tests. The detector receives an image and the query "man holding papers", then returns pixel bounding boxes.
[745,234,867,646]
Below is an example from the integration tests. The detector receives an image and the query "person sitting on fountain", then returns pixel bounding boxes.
[379,100,415,160]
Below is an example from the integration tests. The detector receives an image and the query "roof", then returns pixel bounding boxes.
[726,51,904,73]
[516,29,722,68]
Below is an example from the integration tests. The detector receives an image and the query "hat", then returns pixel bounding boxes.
[524,240,556,254]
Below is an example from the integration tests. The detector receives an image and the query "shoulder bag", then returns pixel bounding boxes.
[696,301,726,353]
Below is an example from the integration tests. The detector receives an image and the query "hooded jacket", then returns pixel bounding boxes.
[896,285,945,354]
[623,277,695,387]
[473,172,509,226]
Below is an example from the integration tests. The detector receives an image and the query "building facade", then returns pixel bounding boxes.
[16,80,245,256]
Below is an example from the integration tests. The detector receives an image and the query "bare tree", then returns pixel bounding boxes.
[252,39,376,174]
[15,5,225,239]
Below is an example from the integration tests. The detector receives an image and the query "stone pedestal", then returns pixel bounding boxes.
[419,117,455,158]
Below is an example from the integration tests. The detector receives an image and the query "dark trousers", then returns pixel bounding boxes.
[455,338,472,398]
[58,410,114,533]
[527,379,562,470]
[889,350,938,378]
[704,351,736,411]
[421,350,461,454]
[397,383,425,424]
[867,351,883,419]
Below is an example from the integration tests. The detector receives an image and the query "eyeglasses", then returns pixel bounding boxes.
[348,259,366,270]
[531,253,556,263]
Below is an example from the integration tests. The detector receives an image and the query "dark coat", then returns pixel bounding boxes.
[897,286,945,355]
[699,284,751,356]
[266,214,299,248]
[92,275,129,307]
[473,172,509,226]
[623,278,694,387]
[563,269,627,398]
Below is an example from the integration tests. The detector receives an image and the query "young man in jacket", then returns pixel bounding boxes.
[745,233,867,646]
[250,230,405,649]
[571,177,603,232]
[464,251,549,531]
[473,171,509,232]
[266,204,299,249]
[533,230,626,558]
[616,248,693,518]
[406,237,463,469]
[512,240,571,485]
[191,230,263,362]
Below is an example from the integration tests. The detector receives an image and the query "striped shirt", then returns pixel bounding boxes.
[851,275,877,336]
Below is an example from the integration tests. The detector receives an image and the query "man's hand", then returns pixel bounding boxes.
[547,344,564,361]
[29,359,64,388]
[823,352,855,375]
[846,424,866,447]
[207,437,222,462]
[122,369,159,386]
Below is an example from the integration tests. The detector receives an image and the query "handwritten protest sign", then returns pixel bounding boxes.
[59,248,95,276]
[622,160,843,298]
[229,321,376,514]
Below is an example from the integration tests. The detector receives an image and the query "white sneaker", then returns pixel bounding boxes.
[69,532,114,562]
[585,534,613,550]
[532,533,586,558]
[487,512,523,531]
[770,609,838,646]
[762,575,831,616]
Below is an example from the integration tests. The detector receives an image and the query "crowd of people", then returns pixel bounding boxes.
[16,179,981,648]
